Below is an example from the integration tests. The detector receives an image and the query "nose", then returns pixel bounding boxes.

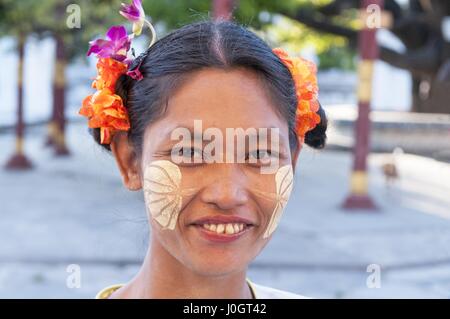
[200,164,249,211]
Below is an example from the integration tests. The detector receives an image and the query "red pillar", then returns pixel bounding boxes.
[342,0,383,210]
[212,0,235,21]
[46,3,70,156]
[5,34,33,170]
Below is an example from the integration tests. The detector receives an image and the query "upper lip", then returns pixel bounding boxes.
[190,215,256,226]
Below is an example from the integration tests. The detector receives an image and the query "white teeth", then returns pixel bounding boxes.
[216,224,225,234]
[202,223,247,235]
[225,224,235,235]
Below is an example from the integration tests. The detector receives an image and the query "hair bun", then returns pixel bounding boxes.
[304,103,327,149]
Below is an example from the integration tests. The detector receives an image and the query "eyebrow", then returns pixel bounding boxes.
[163,125,288,150]
[165,125,196,142]
[165,125,288,138]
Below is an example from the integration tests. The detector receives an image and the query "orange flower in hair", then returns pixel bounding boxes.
[79,58,130,144]
[79,0,157,145]
[273,48,321,141]
[92,57,128,91]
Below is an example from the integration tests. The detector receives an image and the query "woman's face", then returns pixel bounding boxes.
[139,68,298,276]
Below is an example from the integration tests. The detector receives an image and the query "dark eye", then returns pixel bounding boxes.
[173,146,203,162]
[246,149,277,165]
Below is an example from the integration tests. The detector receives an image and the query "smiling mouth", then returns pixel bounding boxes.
[189,217,256,241]
[191,222,254,243]
[197,222,251,235]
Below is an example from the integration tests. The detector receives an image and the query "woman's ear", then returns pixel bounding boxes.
[110,132,142,191]
[291,142,302,171]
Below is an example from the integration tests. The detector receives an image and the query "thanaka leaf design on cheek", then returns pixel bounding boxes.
[252,165,294,238]
[143,160,197,230]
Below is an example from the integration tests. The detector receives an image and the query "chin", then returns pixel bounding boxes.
[154,222,265,276]
[179,225,266,275]
[185,245,255,276]
[189,257,248,277]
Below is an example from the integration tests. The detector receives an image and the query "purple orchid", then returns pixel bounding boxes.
[87,25,132,62]
[119,0,145,36]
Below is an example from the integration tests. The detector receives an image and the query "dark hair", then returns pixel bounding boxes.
[92,20,327,154]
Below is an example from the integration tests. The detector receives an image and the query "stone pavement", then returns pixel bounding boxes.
[1,123,449,298]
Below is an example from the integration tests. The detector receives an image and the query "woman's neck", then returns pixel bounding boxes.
[112,238,253,299]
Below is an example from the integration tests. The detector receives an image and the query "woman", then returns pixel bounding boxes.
[81,6,327,299]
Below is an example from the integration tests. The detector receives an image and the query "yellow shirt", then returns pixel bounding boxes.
[96,279,308,299]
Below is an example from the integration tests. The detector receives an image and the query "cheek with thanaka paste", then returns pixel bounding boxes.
[253,165,294,238]
[143,160,196,230]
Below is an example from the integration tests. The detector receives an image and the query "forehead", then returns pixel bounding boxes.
[142,68,291,156]
[164,67,287,131]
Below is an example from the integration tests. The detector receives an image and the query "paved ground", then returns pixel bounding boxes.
[1,123,449,298]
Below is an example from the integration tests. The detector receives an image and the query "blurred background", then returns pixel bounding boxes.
[0,0,449,298]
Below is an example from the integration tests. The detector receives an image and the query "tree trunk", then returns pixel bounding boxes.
[52,34,70,156]
[5,33,33,170]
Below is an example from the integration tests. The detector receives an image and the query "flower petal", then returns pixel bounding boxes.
[87,39,113,57]
[132,20,145,36]
[119,0,144,22]
[79,57,131,144]
[106,25,128,41]
[87,26,131,61]
[273,48,320,140]
[120,6,140,22]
